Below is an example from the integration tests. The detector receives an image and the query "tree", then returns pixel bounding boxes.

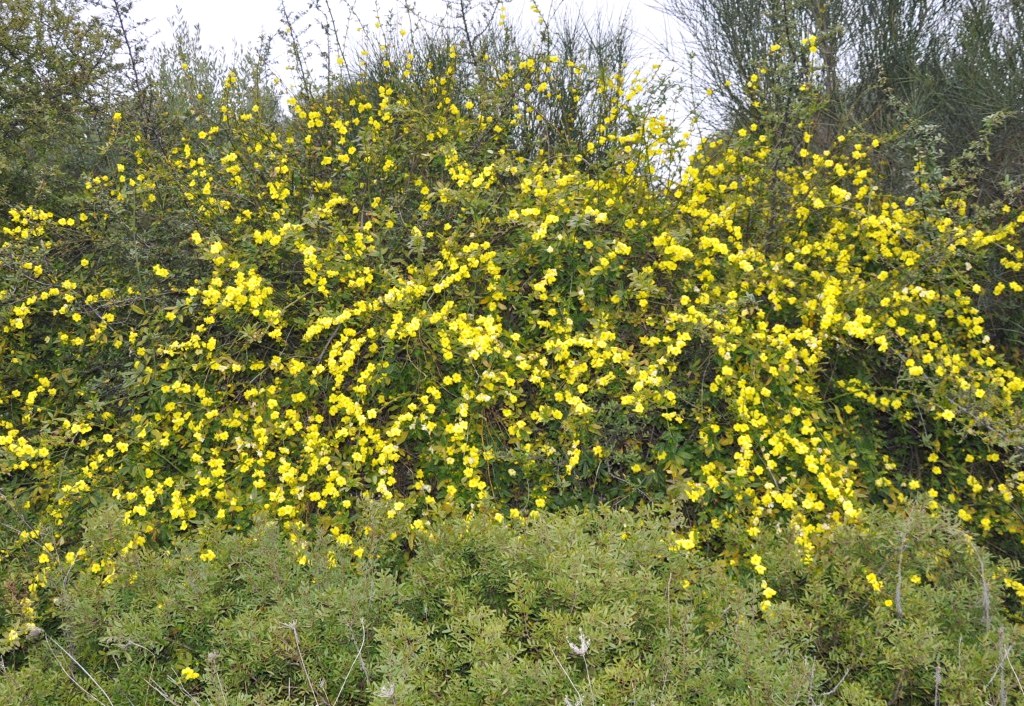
[663,0,1024,207]
[0,0,122,209]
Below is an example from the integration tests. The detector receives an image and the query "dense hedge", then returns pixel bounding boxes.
[1,503,1022,704]
[3,28,1024,646]
[2,17,1024,706]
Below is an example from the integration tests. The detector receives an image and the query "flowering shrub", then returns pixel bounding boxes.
[1,29,1023,642]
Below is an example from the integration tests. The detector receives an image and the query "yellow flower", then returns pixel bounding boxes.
[750,553,766,574]
[673,530,697,551]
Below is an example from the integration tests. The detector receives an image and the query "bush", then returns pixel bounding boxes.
[1,503,1021,704]
[3,20,1024,644]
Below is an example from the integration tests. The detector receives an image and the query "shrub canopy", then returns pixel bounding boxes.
[2,21,1023,643]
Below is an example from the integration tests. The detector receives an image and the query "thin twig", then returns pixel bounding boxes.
[551,647,583,705]
[45,640,111,706]
[44,633,117,706]
[168,673,203,705]
[286,620,329,705]
[1005,647,1024,696]
[998,627,1008,706]
[144,676,178,705]
[822,667,850,699]
[978,550,991,632]
[333,618,368,706]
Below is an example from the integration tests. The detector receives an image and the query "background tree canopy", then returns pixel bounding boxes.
[665,0,1024,206]
[0,0,122,209]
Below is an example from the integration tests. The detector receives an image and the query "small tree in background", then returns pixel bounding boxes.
[0,0,122,210]
[662,0,1023,207]
[128,12,284,151]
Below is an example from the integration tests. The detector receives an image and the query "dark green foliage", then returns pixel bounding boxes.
[0,0,121,209]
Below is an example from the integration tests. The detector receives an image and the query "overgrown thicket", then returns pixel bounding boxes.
[1,0,1024,703]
